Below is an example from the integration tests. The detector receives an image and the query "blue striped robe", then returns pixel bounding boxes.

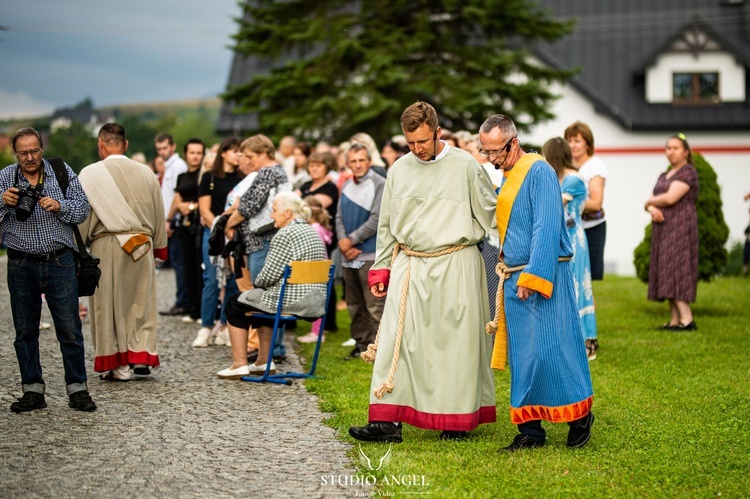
[497,154,593,424]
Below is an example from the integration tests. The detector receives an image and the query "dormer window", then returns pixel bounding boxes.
[644,24,745,105]
[673,72,720,104]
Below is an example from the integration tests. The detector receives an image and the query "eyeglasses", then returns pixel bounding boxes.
[16,148,42,158]
[479,136,516,158]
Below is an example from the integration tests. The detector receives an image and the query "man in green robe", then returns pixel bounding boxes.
[349,102,498,442]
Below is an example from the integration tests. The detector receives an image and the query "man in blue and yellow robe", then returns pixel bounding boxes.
[479,114,594,451]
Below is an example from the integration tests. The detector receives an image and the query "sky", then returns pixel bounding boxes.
[0,0,243,120]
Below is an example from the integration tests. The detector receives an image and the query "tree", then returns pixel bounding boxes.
[45,122,98,174]
[224,0,576,144]
[633,153,730,283]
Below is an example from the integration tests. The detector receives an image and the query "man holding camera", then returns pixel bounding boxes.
[0,127,96,412]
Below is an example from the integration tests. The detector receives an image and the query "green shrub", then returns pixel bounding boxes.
[633,153,729,283]
[722,241,745,276]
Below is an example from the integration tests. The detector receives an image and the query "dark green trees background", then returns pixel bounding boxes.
[633,153,730,282]
[224,0,576,144]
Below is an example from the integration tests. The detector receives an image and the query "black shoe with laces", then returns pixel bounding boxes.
[567,411,594,448]
[10,392,47,413]
[501,434,545,452]
[349,422,403,443]
[69,390,97,412]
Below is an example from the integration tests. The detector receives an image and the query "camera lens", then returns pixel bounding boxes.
[15,192,36,222]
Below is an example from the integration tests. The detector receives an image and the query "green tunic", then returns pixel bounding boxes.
[368,146,498,430]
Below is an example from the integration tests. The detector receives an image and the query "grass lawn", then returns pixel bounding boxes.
[296,276,750,497]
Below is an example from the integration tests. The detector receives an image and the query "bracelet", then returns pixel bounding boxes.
[647,206,654,213]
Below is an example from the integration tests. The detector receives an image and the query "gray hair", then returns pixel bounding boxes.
[480,114,517,138]
[12,127,43,152]
[346,142,371,161]
[274,191,311,220]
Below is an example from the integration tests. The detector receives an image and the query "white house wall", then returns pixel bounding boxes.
[646,53,746,103]
[525,82,750,276]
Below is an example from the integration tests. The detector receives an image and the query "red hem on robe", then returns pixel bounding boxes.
[510,396,593,424]
[94,351,160,372]
[369,404,496,431]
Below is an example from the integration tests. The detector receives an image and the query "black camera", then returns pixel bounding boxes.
[14,184,43,222]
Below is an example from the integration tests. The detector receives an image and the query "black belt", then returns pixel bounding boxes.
[7,247,71,261]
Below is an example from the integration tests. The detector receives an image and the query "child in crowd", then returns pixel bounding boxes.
[297,196,333,343]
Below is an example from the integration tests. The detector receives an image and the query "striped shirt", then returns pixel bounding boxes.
[0,158,89,254]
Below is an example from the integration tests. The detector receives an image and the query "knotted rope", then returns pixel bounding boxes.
[485,256,572,370]
[362,242,468,400]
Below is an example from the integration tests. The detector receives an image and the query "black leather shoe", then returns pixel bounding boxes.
[10,392,47,413]
[133,366,151,376]
[69,390,97,412]
[159,306,189,316]
[673,321,698,332]
[567,412,594,448]
[439,430,469,441]
[343,348,361,361]
[501,434,545,452]
[349,422,403,443]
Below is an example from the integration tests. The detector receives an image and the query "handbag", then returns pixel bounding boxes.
[246,180,292,235]
[246,187,278,235]
[72,224,101,297]
[208,214,229,256]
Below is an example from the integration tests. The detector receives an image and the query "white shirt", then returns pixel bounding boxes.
[161,153,188,217]
[578,155,608,229]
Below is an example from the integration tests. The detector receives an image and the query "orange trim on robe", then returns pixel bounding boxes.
[517,272,553,298]
[495,153,544,246]
[122,234,150,255]
[510,396,593,424]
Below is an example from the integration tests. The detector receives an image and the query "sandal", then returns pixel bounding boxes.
[99,371,130,382]
[659,322,678,330]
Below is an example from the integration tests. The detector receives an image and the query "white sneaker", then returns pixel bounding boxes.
[214,327,230,346]
[39,321,52,330]
[248,362,276,375]
[181,315,195,324]
[192,327,212,347]
[341,338,356,347]
[217,365,250,379]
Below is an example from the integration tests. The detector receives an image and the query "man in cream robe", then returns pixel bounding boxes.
[78,123,168,381]
[349,102,497,443]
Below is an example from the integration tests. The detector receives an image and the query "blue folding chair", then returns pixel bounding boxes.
[241,260,335,385]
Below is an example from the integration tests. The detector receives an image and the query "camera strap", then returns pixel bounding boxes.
[15,162,45,190]
[47,157,91,262]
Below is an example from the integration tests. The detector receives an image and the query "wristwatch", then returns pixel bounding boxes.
[188,203,196,212]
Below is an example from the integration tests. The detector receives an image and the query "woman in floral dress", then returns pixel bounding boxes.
[644,134,699,331]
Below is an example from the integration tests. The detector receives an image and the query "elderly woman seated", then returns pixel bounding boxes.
[218,191,327,378]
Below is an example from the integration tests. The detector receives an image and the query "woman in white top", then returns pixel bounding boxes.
[565,121,608,280]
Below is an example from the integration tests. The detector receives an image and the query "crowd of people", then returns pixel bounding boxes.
[2,101,705,454]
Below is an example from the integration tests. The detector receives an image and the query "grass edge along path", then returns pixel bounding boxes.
[296,276,749,497]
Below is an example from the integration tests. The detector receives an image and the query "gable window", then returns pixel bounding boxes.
[673,72,720,103]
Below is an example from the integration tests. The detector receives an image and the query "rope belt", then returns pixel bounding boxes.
[485,256,572,370]
[90,230,150,242]
[362,242,469,400]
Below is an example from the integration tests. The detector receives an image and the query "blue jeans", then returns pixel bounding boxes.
[248,241,285,357]
[200,228,239,327]
[7,250,88,395]
[169,234,189,309]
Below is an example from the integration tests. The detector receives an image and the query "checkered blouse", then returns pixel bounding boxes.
[237,218,328,317]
